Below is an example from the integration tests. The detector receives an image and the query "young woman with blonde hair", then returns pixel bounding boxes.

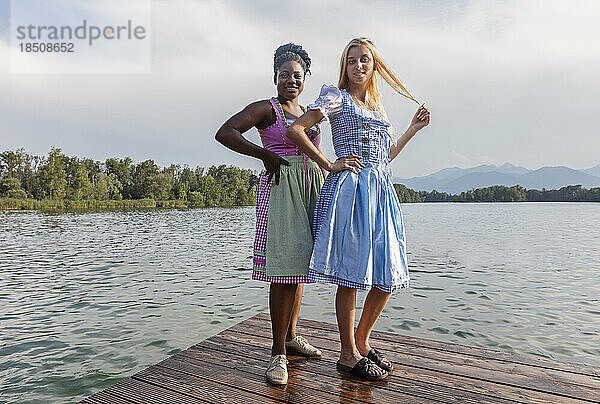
[286,37,430,380]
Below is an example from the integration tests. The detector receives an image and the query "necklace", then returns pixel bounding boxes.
[272,97,320,140]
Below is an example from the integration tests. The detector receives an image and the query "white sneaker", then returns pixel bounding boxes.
[265,354,288,385]
[285,336,322,358]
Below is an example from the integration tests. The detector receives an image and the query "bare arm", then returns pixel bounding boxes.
[389,127,418,161]
[389,105,431,161]
[215,101,290,184]
[286,110,363,173]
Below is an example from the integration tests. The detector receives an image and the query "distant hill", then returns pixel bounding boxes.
[520,167,600,190]
[440,172,522,194]
[583,164,600,177]
[393,164,600,193]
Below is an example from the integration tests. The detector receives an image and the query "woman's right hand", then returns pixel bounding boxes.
[262,151,291,185]
[327,155,365,174]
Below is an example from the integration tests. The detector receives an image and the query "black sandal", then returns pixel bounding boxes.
[367,348,394,372]
[336,357,387,381]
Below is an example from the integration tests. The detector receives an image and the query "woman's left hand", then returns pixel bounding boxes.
[409,104,431,132]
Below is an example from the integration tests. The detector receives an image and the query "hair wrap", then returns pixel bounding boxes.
[274,43,311,75]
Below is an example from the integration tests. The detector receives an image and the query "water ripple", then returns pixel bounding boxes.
[0,203,599,402]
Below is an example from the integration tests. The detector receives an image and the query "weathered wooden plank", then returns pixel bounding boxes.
[79,389,135,404]
[198,335,571,404]
[181,340,446,404]
[242,315,600,392]
[153,356,327,404]
[179,355,432,404]
[134,364,280,404]
[188,350,432,404]
[81,313,600,404]
[219,323,598,403]
[81,377,203,404]
[231,320,600,401]
[204,330,587,404]
[254,312,600,377]
[190,335,517,404]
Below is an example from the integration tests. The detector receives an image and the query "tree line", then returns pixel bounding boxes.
[0,148,258,208]
[393,184,600,203]
[1,148,598,210]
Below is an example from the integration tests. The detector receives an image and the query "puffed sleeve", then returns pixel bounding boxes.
[307,84,343,121]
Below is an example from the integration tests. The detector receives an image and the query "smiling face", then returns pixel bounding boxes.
[346,45,374,88]
[276,60,305,100]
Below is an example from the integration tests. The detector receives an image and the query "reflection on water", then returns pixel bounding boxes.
[0,203,599,402]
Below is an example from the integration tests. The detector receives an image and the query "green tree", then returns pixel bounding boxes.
[176,182,190,200]
[0,176,27,198]
[105,157,133,198]
[202,174,222,207]
[130,159,160,199]
[393,184,422,203]
[0,150,24,178]
[93,172,122,200]
[179,166,197,192]
[420,189,452,202]
[65,157,94,200]
[188,191,205,207]
[38,147,67,199]
[149,172,173,200]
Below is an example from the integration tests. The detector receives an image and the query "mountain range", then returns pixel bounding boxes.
[393,163,600,194]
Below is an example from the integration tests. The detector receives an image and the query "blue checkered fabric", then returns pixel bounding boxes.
[329,91,392,166]
[313,89,394,239]
[308,87,410,293]
[308,270,409,293]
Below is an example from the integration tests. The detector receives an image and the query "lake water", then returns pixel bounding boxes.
[1,203,599,403]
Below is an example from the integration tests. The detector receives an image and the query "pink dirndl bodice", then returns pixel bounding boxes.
[258,98,321,154]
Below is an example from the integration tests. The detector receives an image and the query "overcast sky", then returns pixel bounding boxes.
[1,0,599,178]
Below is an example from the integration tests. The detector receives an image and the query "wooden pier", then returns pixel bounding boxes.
[81,312,600,403]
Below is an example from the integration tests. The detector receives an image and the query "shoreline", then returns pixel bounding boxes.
[0,197,251,211]
[1,197,598,212]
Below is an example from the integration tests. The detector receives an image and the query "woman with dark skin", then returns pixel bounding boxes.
[215,43,323,385]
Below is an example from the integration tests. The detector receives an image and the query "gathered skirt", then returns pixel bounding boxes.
[309,164,410,292]
[252,156,324,283]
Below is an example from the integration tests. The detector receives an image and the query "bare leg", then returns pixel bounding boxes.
[269,283,299,356]
[355,288,392,364]
[286,283,304,341]
[336,285,362,367]
[336,286,386,377]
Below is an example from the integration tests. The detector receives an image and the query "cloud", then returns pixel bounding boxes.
[6,0,151,74]
[151,0,278,77]
[0,0,599,176]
